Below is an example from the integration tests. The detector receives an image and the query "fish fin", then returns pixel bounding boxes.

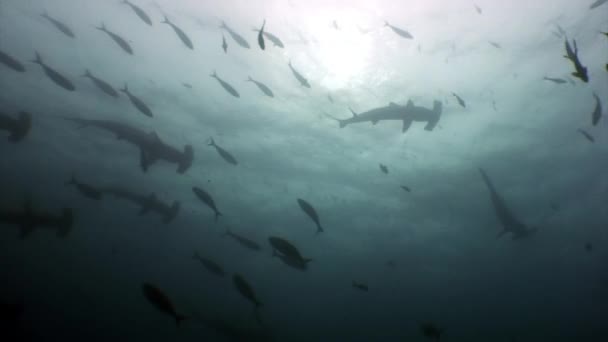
[207,137,215,146]
[246,76,253,82]
[65,175,76,186]
[402,119,413,133]
[81,69,91,78]
[348,107,358,117]
[210,70,217,78]
[316,224,324,234]
[120,83,128,93]
[161,16,169,24]
[406,99,414,108]
[214,211,222,222]
[31,51,42,65]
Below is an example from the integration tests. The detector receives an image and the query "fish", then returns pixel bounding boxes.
[161,16,193,50]
[40,11,74,38]
[585,242,593,252]
[121,0,152,26]
[192,252,225,277]
[542,76,567,84]
[257,19,266,50]
[208,138,238,165]
[181,82,192,89]
[31,52,75,91]
[379,163,389,174]
[563,38,588,83]
[120,84,153,117]
[268,236,310,262]
[287,60,310,88]
[554,24,567,37]
[221,34,228,53]
[384,21,413,39]
[474,4,482,14]
[386,259,396,268]
[352,281,368,292]
[400,185,411,192]
[332,20,339,30]
[328,100,442,133]
[233,274,263,309]
[0,200,73,239]
[478,168,537,240]
[192,186,222,221]
[103,187,180,223]
[245,76,274,97]
[224,229,261,251]
[273,251,310,271]
[252,28,284,48]
[82,69,118,97]
[420,322,444,341]
[61,117,193,173]
[590,0,608,9]
[96,23,133,55]
[297,198,324,234]
[220,21,250,49]
[452,93,466,108]
[65,175,103,200]
[141,283,187,327]
[591,93,602,126]
[0,111,31,142]
[328,94,334,103]
[488,41,501,49]
[210,71,239,97]
[578,129,595,143]
[0,49,25,72]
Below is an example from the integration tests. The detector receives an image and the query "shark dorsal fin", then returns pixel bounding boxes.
[406,100,414,108]
[389,102,398,107]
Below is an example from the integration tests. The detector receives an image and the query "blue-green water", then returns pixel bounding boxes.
[1,0,607,341]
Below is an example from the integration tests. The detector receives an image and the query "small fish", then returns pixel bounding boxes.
[590,0,608,9]
[0,111,31,142]
[208,138,238,165]
[210,71,240,98]
[379,163,388,174]
[332,20,339,30]
[0,49,25,72]
[41,11,75,38]
[257,19,266,50]
[221,34,228,53]
[246,76,274,97]
[400,185,411,192]
[31,52,75,91]
[220,21,250,49]
[563,38,588,83]
[420,322,444,341]
[233,274,263,309]
[585,242,593,252]
[492,100,497,111]
[252,29,284,48]
[328,94,334,103]
[591,93,602,126]
[578,129,595,143]
[287,60,310,88]
[192,186,222,221]
[224,229,261,251]
[161,16,193,50]
[555,24,567,37]
[549,203,560,211]
[452,93,466,108]
[121,0,152,26]
[141,283,187,327]
[386,259,396,268]
[474,4,482,14]
[96,23,133,55]
[268,236,310,262]
[66,175,103,200]
[384,21,413,39]
[543,76,567,84]
[297,198,324,234]
[488,41,501,49]
[192,252,225,276]
[352,281,368,292]
[120,84,153,117]
[82,69,118,97]
[181,82,192,89]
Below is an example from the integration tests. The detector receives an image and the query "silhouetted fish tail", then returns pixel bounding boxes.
[81,69,92,78]
[316,224,324,234]
[214,211,222,222]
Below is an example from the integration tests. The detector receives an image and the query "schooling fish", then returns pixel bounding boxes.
[257,19,266,50]
[141,283,187,327]
[210,71,239,98]
[161,16,193,50]
[65,175,103,200]
[121,0,152,26]
[384,21,413,39]
[297,198,324,234]
[31,52,75,91]
[220,21,250,49]
[543,76,567,84]
[192,186,222,221]
[41,11,74,38]
[82,69,118,97]
[452,92,466,108]
[591,93,602,126]
[563,38,588,83]
[488,41,501,49]
[379,163,388,174]
[0,49,25,72]
[233,274,262,309]
[245,76,274,97]
[400,185,411,192]
[120,84,153,117]
[222,34,228,53]
[252,28,284,48]
[0,111,31,142]
[192,252,225,277]
[474,3,482,14]
[208,137,238,165]
[287,60,310,88]
[96,23,133,55]
[224,229,261,251]
[578,129,595,143]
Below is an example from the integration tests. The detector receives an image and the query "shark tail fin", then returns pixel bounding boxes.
[424,100,443,131]
[56,208,74,238]
[31,51,42,65]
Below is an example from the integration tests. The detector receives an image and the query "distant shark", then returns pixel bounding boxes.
[0,200,73,239]
[479,168,537,240]
[62,117,193,173]
[103,186,180,224]
[329,100,442,133]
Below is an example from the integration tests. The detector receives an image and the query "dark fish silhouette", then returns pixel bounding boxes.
[233,274,262,309]
[384,21,413,39]
[210,71,239,97]
[96,23,133,55]
[452,92,466,108]
[297,198,324,234]
[220,21,250,48]
[543,76,567,84]
[224,229,261,251]
[103,187,180,223]
[82,69,118,97]
[400,185,411,192]
[578,129,594,143]
[66,175,103,200]
[181,82,192,89]
[246,76,274,97]
[120,84,153,117]
[591,93,602,126]
[563,38,588,82]
[0,200,73,239]
[208,138,238,165]
[379,163,388,174]
[488,41,501,49]
[352,281,368,292]
[0,111,31,142]
[141,283,187,327]
[257,19,266,50]
[252,28,284,48]
[193,252,225,277]
[31,52,75,91]
[0,49,25,72]
[590,0,608,9]
[162,16,193,50]
[474,4,482,14]
[328,94,334,103]
[288,60,310,88]
[41,11,74,38]
[121,0,152,26]
[192,186,222,221]
[268,236,311,269]
[222,34,228,53]
[420,322,444,341]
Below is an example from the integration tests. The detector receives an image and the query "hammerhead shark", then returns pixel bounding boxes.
[62,117,193,173]
[329,99,442,133]
[0,111,31,142]
[102,186,180,224]
[478,168,537,240]
[0,200,73,239]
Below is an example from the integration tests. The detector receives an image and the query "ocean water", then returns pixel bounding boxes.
[1,0,607,341]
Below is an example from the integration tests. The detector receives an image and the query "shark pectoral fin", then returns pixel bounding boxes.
[424,116,440,131]
[402,119,413,133]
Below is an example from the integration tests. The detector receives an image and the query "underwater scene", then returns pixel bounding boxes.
[1,0,607,341]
